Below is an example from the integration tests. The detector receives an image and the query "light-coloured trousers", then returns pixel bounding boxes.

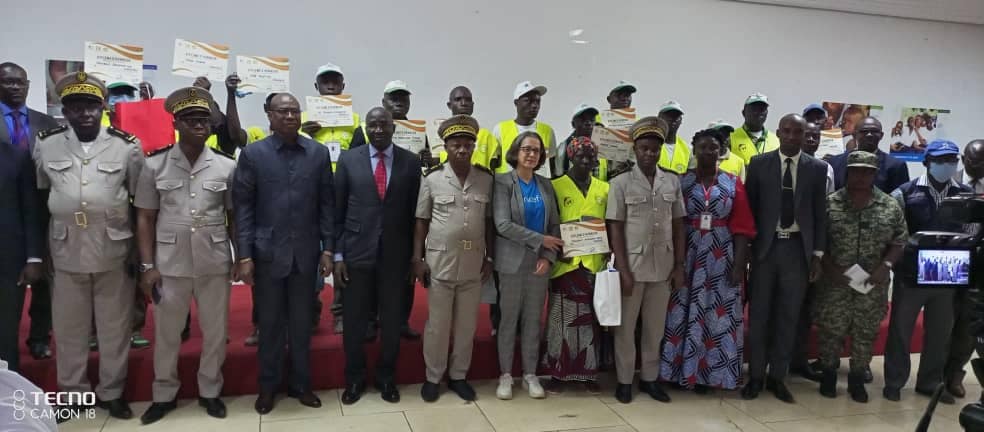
[423,278,481,383]
[614,280,670,384]
[497,254,549,375]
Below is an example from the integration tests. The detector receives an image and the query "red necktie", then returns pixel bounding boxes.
[374,152,387,200]
[10,111,27,150]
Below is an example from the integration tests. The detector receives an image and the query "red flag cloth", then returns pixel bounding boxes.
[112,99,175,153]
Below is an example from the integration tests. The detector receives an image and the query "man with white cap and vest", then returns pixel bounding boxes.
[134,87,237,424]
[299,63,363,335]
[493,81,557,178]
[656,100,691,175]
[731,93,780,165]
[558,103,610,179]
[34,71,145,421]
[414,115,495,402]
[437,86,501,170]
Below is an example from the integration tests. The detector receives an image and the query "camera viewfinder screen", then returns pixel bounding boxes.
[917,250,971,286]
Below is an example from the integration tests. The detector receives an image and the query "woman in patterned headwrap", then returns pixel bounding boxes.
[659,128,756,393]
[541,137,609,394]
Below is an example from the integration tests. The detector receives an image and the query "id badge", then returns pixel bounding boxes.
[699,213,713,230]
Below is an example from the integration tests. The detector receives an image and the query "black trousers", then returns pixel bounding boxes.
[343,264,406,386]
[1,258,25,372]
[791,282,817,370]
[944,288,976,381]
[256,260,316,394]
[748,235,809,381]
[26,274,52,346]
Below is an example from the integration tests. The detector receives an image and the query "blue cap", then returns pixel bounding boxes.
[802,103,826,116]
[925,139,960,157]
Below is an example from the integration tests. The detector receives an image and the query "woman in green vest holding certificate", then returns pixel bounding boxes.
[542,137,610,395]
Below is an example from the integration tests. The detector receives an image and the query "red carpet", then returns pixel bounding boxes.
[16,285,923,401]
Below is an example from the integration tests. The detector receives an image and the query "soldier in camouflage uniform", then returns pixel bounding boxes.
[815,151,908,403]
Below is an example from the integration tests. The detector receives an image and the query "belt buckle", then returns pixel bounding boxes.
[777,231,790,240]
[74,211,88,228]
[192,215,204,228]
[462,240,473,250]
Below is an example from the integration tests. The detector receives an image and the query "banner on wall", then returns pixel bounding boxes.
[888,107,951,162]
[818,101,885,157]
[45,59,85,118]
[84,41,144,86]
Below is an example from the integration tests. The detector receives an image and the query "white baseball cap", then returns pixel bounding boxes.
[571,103,599,119]
[744,92,769,106]
[315,63,344,78]
[513,81,547,100]
[658,100,684,115]
[611,80,637,94]
[383,80,411,95]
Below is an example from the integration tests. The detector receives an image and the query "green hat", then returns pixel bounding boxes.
[107,81,138,91]
[744,92,769,106]
[55,71,107,102]
[438,115,479,140]
[658,100,684,115]
[164,87,214,115]
[847,151,878,170]
[707,120,734,133]
[629,116,668,142]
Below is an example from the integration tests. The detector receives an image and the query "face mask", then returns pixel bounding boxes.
[107,94,136,109]
[928,162,958,183]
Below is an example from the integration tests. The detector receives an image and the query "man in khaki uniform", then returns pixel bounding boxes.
[412,115,495,403]
[606,116,685,405]
[34,72,144,421]
[134,88,237,425]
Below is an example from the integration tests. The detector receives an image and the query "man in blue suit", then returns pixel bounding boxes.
[233,93,335,415]
[334,107,421,405]
[828,117,909,194]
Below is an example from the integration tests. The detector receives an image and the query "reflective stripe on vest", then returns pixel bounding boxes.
[494,120,555,174]
[730,127,779,165]
[438,128,499,169]
[550,175,610,277]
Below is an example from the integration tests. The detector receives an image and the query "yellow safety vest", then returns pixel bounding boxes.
[494,120,555,174]
[658,136,691,175]
[437,128,499,169]
[730,127,779,165]
[300,111,360,171]
[550,175,610,277]
[718,151,747,180]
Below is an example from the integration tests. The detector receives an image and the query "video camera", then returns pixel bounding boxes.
[910,194,984,431]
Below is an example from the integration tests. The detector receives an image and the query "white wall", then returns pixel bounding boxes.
[4,0,983,175]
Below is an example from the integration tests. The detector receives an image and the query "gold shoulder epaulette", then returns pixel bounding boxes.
[145,144,173,157]
[473,164,493,176]
[107,126,138,143]
[37,125,68,140]
[424,163,445,177]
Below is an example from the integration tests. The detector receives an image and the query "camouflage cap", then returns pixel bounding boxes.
[847,150,878,170]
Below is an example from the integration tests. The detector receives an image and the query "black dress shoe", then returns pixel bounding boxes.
[883,387,901,402]
[288,390,322,408]
[421,381,440,402]
[96,398,133,420]
[847,371,868,403]
[741,379,763,400]
[140,400,177,425]
[400,325,421,340]
[377,382,401,403]
[796,363,824,383]
[863,365,874,384]
[767,378,795,404]
[448,379,476,401]
[614,383,633,404]
[28,342,52,360]
[638,380,671,403]
[819,368,837,398]
[341,383,365,405]
[254,392,275,414]
[198,397,226,418]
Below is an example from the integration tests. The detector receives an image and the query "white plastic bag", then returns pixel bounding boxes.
[594,261,621,326]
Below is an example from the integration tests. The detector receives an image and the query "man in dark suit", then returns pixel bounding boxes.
[0,62,58,361]
[334,107,421,405]
[233,93,335,414]
[828,117,909,194]
[742,113,828,403]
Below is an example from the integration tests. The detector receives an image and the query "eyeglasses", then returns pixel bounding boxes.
[518,146,541,154]
[179,117,211,126]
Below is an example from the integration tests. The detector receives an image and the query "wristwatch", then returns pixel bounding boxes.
[139,263,155,273]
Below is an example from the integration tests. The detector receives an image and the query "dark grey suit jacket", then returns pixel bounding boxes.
[745,150,828,262]
[493,171,560,273]
[333,143,421,268]
[0,108,59,151]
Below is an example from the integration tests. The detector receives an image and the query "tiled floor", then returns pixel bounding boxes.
[59,355,975,431]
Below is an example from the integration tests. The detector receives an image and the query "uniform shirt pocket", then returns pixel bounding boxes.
[156,180,184,191]
[202,181,228,193]
[97,162,124,188]
[47,160,73,171]
[626,195,649,218]
[50,220,68,241]
[156,231,177,244]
